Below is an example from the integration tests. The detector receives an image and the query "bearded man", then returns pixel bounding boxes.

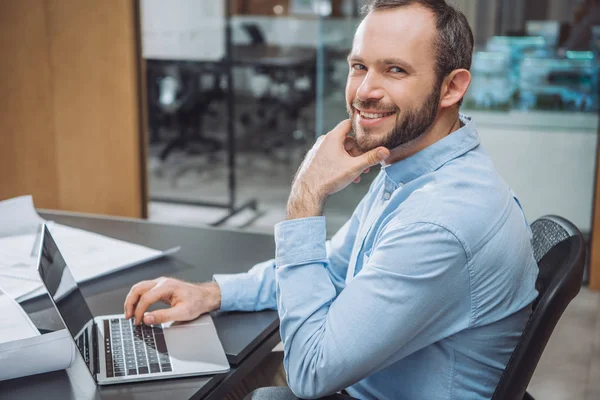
[125,1,538,398]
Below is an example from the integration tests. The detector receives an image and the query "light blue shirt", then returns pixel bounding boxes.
[215,114,538,400]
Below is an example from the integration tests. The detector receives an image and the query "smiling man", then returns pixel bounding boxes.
[124,1,539,399]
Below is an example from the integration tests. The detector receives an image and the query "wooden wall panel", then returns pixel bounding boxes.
[0,0,146,218]
[0,0,60,209]
[45,0,145,218]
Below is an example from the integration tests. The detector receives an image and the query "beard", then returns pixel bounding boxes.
[347,80,442,153]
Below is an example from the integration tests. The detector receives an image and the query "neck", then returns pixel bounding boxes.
[385,109,461,165]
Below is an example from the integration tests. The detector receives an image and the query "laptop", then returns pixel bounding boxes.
[36,224,230,385]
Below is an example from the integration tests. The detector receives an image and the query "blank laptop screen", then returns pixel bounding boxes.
[37,225,95,343]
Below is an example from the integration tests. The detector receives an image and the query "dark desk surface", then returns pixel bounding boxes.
[1,211,280,400]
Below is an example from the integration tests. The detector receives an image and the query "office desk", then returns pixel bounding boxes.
[231,44,316,68]
[1,211,281,400]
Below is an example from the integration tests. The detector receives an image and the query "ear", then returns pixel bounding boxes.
[439,69,471,109]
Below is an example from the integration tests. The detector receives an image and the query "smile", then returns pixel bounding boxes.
[355,107,396,128]
[358,110,396,119]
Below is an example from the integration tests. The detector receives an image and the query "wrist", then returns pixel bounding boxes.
[286,182,326,220]
[201,281,222,311]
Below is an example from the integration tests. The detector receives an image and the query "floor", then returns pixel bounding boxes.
[527,287,600,400]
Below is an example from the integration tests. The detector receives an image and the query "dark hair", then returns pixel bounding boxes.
[363,0,474,104]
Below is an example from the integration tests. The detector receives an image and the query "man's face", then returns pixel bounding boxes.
[345,5,442,153]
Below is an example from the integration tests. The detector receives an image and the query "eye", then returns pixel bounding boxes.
[351,63,367,71]
[389,66,406,74]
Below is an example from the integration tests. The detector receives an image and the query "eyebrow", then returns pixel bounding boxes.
[347,54,414,71]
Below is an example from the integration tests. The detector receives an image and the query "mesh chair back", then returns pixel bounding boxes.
[492,215,586,400]
[531,216,572,263]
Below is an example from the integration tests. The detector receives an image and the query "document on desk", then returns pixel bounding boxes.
[0,285,76,381]
[0,196,180,301]
[0,195,45,238]
[0,285,39,343]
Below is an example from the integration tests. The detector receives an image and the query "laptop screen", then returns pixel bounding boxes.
[37,225,95,346]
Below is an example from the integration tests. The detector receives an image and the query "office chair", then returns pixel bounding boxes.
[147,62,223,163]
[238,23,315,159]
[242,23,266,46]
[492,215,586,400]
[245,215,586,400]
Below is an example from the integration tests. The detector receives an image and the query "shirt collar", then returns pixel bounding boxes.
[381,113,480,186]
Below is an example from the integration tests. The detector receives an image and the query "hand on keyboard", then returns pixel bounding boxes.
[124,277,222,326]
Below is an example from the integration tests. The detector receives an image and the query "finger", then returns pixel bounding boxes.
[353,176,361,184]
[327,119,352,140]
[144,303,195,325]
[343,137,354,152]
[344,136,362,157]
[124,280,158,319]
[133,284,170,325]
[363,167,370,174]
[355,146,390,172]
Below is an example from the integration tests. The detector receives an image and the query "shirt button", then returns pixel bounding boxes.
[383,192,391,200]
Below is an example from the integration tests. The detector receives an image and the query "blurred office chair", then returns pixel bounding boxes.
[148,62,223,163]
[238,23,315,158]
[492,215,586,400]
[242,22,266,46]
[244,215,586,400]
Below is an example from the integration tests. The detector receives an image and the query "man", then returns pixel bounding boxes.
[125,1,538,399]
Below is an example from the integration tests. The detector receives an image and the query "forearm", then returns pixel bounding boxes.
[286,181,325,220]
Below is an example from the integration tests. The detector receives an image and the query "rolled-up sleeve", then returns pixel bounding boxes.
[275,219,472,399]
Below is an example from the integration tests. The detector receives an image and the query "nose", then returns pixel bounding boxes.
[356,71,385,102]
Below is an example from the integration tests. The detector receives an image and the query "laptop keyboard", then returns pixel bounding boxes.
[103,318,172,377]
[76,331,90,367]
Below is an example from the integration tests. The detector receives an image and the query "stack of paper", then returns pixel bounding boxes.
[0,285,76,381]
[0,286,40,343]
[0,196,179,301]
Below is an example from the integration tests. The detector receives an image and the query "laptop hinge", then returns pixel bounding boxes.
[92,321,99,379]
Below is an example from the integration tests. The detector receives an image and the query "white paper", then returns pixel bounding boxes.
[0,196,180,302]
[0,285,75,381]
[0,329,76,381]
[0,195,44,238]
[0,233,41,282]
[0,277,42,302]
[0,286,39,343]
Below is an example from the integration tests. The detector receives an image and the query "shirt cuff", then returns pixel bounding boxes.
[275,216,327,267]
[213,273,251,312]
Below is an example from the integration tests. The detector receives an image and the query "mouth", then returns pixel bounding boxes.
[354,107,396,127]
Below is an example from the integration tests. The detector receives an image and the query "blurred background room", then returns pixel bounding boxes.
[2,1,600,398]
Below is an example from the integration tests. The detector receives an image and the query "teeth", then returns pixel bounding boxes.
[359,111,394,119]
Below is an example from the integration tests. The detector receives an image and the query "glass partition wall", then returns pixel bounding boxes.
[143,0,318,231]
[142,0,599,245]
